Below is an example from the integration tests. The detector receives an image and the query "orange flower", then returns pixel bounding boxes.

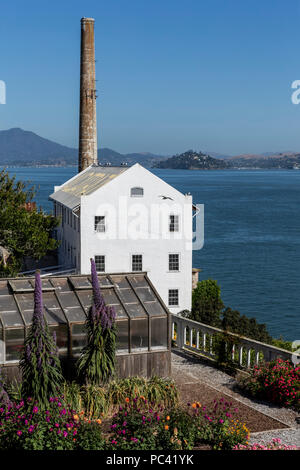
[166,416,170,421]
[80,411,85,415]
[96,419,102,424]
[73,414,79,421]
[196,402,201,408]
[192,403,197,409]
[164,425,169,430]
[125,397,130,403]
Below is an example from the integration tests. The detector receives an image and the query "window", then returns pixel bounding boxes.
[169,215,179,232]
[130,187,144,197]
[169,254,179,271]
[168,289,179,306]
[132,254,143,271]
[95,255,105,272]
[94,216,105,232]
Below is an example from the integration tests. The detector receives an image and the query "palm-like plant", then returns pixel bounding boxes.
[20,270,63,408]
[77,259,116,385]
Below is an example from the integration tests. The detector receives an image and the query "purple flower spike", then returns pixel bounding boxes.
[33,270,44,329]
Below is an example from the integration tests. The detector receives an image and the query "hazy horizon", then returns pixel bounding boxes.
[1,0,300,155]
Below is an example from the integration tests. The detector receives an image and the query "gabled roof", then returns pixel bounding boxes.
[0,272,169,328]
[49,165,129,210]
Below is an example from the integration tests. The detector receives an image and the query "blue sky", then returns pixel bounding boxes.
[1,0,300,155]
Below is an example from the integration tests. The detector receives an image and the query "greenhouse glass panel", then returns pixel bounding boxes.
[43,292,66,324]
[124,303,147,318]
[116,320,129,352]
[0,296,23,327]
[71,323,87,357]
[134,287,156,303]
[57,292,81,309]
[0,326,4,363]
[0,281,10,296]
[50,325,68,356]
[126,275,148,288]
[98,276,113,287]
[151,317,168,350]
[8,279,33,292]
[5,329,24,362]
[50,278,71,292]
[131,319,148,351]
[112,304,128,319]
[102,290,119,306]
[110,276,130,289]
[76,291,93,311]
[69,277,92,290]
[63,306,86,323]
[143,301,166,317]
[15,293,34,325]
[117,288,138,304]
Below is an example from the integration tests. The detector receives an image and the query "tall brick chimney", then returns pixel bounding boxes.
[78,17,98,172]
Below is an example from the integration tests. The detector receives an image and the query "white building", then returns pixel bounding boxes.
[49,163,194,313]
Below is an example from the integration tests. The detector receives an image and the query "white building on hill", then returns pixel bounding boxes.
[49,163,194,313]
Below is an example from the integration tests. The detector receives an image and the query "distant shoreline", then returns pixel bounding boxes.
[1,165,300,171]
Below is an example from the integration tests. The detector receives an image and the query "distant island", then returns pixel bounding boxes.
[1,128,300,170]
[153,150,229,170]
[154,150,300,170]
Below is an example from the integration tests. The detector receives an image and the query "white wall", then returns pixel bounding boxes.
[79,164,193,313]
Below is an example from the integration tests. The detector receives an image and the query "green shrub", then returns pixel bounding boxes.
[75,421,106,450]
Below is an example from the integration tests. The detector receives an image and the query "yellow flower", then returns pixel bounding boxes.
[73,414,79,421]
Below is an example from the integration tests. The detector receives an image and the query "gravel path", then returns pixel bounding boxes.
[249,428,300,447]
[171,350,300,442]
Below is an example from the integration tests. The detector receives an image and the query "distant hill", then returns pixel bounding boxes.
[0,128,166,167]
[0,128,77,164]
[229,152,300,169]
[153,150,229,170]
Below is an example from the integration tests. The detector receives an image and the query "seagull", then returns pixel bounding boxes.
[158,195,174,201]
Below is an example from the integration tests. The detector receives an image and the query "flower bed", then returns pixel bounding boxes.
[0,394,251,450]
[233,438,299,450]
[239,358,300,410]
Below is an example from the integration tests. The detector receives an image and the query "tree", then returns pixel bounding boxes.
[77,258,117,385]
[221,307,272,344]
[0,169,59,276]
[20,270,64,408]
[191,279,224,327]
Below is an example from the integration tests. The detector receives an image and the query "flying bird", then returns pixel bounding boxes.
[158,195,174,201]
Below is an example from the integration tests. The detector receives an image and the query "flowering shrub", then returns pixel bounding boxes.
[108,397,161,450]
[0,397,80,450]
[233,438,299,450]
[191,398,249,450]
[157,407,196,450]
[241,359,300,410]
